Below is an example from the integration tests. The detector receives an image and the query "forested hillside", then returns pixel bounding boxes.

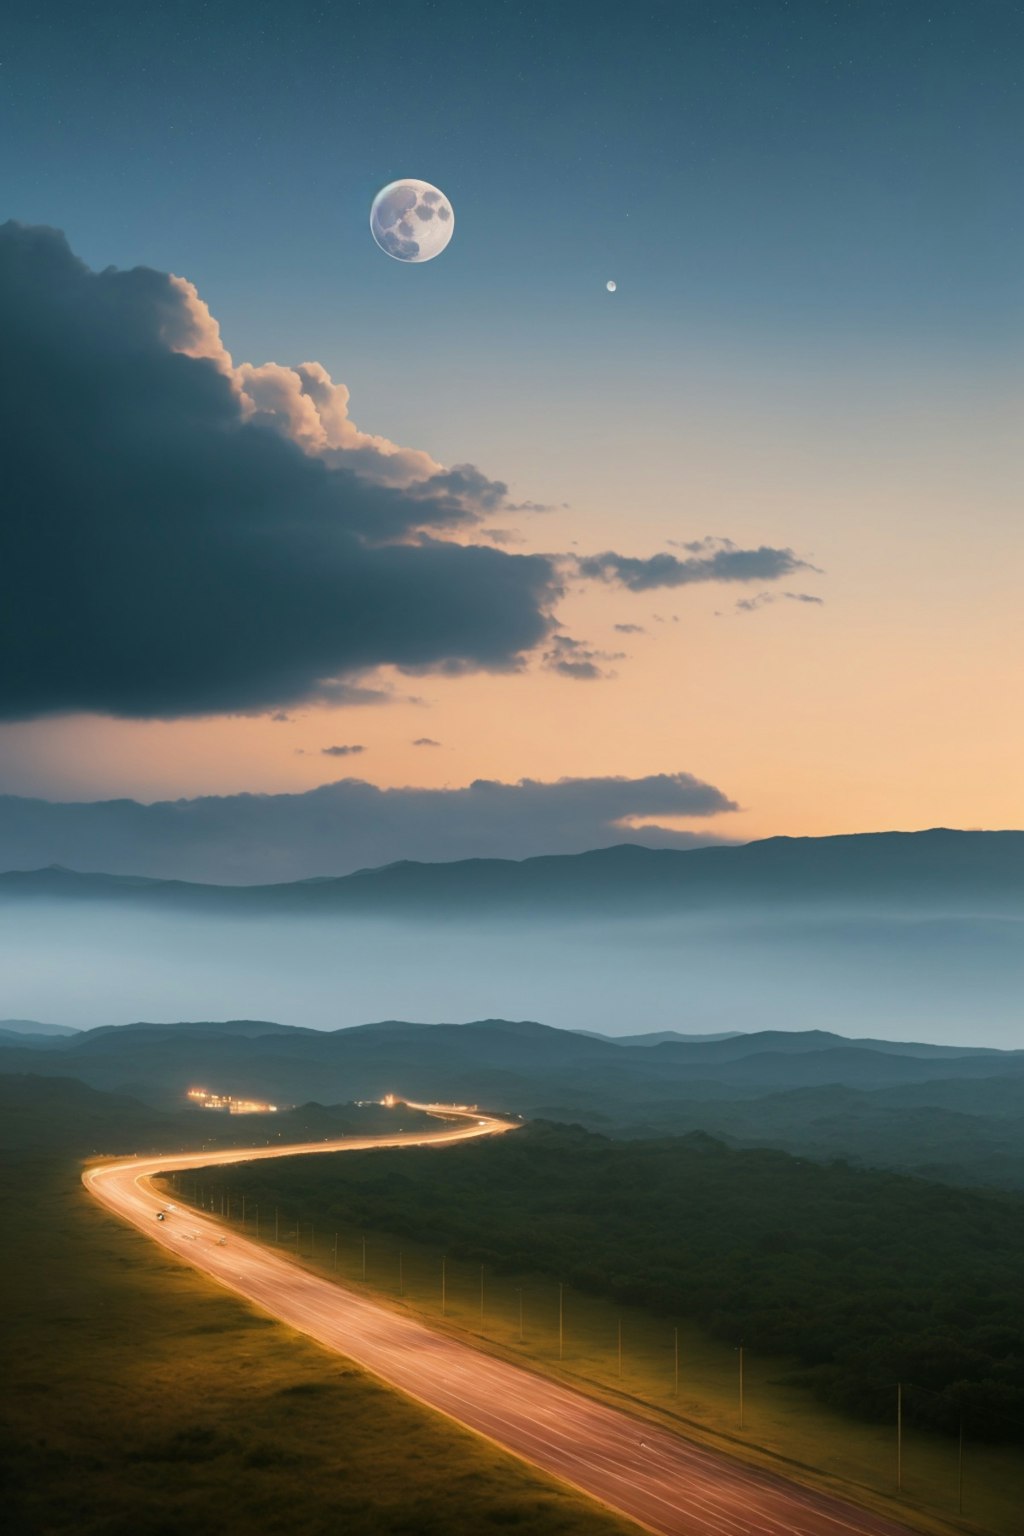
[203,1122,1024,1441]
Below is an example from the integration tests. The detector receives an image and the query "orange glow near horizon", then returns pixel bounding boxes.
[1,360,1019,845]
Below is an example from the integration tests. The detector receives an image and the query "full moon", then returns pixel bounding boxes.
[370,179,454,263]
[606,280,617,292]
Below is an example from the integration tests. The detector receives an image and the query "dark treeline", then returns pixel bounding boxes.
[195,1122,1024,1442]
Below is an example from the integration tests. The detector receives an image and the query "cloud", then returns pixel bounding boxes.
[412,737,442,748]
[0,223,560,722]
[577,543,819,592]
[321,744,365,757]
[504,499,569,513]
[0,771,739,882]
[613,623,646,635]
[735,592,775,614]
[736,590,826,615]
[480,528,524,546]
[542,634,624,682]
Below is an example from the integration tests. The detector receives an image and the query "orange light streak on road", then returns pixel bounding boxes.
[84,1106,918,1536]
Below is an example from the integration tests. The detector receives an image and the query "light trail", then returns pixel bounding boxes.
[84,1105,919,1536]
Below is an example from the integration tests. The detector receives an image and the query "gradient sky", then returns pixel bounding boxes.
[2,0,1021,849]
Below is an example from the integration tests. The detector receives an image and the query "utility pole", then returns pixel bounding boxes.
[897,1383,903,1491]
[673,1327,679,1398]
[241,1194,246,1228]
[957,1415,964,1517]
[479,1265,485,1324]
[516,1288,524,1343]
[275,1207,279,1243]
[738,1345,744,1430]
[398,1251,404,1296]
[441,1256,447,1316]
[617,1318,622,1379]
[361,1234,367,1281]
[558,1283,564,1361]
[333,1233,339,1271]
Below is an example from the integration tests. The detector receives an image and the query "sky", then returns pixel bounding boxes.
[2,0,1022,860]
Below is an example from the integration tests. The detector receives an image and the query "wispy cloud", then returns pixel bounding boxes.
[577,540,819,593]
[542,634,625,681]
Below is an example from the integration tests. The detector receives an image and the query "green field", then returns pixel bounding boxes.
[0,1153,645,1536]
[173,1153,1024,1536]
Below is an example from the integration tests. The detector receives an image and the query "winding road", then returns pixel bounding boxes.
[84,1105,920,1536]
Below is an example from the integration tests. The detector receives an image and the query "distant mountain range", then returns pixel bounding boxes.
[0,1018,79,1037]
[2,829,1023,920]
[3,1015,1024,1188]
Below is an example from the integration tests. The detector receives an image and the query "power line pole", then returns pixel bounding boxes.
[738,1345,745,1430]
[897,1382,903,1492]
[558,1282,564,1361]
[333,1232,338,1271]
[957,1414,964,1517]
[617,1318,622,1379]
[398,1250,404,1296]
[517,1287,524,1343]
[673,1327,679,1398]
[441,1256,447,1316]
[479,1265,485,1324]
[361,1233,366,1280]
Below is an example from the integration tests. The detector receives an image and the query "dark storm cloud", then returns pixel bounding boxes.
[0,771,739,882]
[577,544,818,592]
[0,223,559,721]
[321,744,365,757]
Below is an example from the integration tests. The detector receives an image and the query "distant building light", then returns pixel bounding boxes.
[185,1086,279,1114]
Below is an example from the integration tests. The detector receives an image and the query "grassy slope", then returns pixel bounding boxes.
[0,1150,642,1536]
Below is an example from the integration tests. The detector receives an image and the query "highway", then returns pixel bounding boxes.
[84,1105,920,1536]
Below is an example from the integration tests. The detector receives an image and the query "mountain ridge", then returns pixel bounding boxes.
[2,828,1023,918]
